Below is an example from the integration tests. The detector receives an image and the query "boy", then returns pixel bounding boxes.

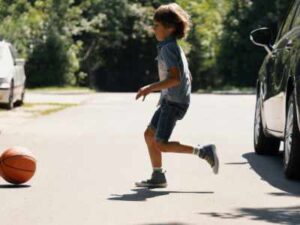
[135,3,219,188]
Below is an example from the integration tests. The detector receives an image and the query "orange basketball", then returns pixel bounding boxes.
[0,147,36,184]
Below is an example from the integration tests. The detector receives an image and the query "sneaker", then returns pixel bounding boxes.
[199,144,219,174]
[135,171,167,188]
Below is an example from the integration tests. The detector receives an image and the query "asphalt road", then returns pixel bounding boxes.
[0,93,300,225]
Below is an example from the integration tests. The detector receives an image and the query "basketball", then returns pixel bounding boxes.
[0,147,37,184]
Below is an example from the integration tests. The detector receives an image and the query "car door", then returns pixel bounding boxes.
[263,1,300,133]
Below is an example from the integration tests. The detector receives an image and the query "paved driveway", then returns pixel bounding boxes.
[0,93,299,225]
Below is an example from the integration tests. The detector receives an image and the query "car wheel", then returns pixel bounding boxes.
[284,94,300,179]
[6,81,14,110]
[254,93,280,155]
[15,88,25,107]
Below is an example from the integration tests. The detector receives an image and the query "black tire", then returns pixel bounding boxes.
[254,93,280,155]
[6,81,14,110]
[284,94,300,179]
[15,88,25,107]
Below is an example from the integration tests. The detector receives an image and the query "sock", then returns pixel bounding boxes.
[193,146,205,158]
[153,167,163,173]
[193,147,200,155]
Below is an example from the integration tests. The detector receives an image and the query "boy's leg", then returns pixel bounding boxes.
[135,126,167,188]
[135,105,168,188]
[156,141,194,154]
[153,101,219,174]
[144,126,162,168]
[144,128,196,165]
[155,140,219,174]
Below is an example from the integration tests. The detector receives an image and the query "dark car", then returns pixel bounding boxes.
[250,0,300,179]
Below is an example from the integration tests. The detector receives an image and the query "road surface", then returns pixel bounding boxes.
[0,93,299,225]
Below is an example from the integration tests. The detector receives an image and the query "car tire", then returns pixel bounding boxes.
[15,87,25,107]
[6,81,14,110]
[254,93,280,155]
[284,94,300,179]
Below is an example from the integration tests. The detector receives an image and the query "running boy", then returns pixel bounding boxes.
[135,3,219,188]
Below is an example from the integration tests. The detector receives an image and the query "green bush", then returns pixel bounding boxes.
[26,32,78,87]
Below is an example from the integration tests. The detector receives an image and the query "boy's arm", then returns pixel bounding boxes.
[149,67,181,92]
[136,67,181,101]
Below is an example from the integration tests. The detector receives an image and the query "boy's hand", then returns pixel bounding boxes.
[136,85,151,101]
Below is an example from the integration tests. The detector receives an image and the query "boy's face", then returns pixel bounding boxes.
[153,21,175,41]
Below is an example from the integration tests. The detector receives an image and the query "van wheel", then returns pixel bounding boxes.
[15,88,25,107]
[284,94,300,179]
[6,81,14,110]
[254,93,280,155]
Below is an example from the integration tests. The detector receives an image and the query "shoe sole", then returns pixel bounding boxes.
[211,145,219,174]
[135,182,167,188]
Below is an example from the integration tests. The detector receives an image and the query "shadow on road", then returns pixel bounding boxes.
[139,223,193,225]
[243,152,300,195]
[200,152,300,224]
[0,184,31,188]
[200,206,300,225]
[108,188,213,202]
[225,162,249,165]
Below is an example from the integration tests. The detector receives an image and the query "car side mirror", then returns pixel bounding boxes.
[250,27,273,55]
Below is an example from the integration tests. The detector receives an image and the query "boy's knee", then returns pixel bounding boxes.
[154,140,168,152]
[144,127,155,142]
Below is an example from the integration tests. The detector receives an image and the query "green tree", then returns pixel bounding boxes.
[217,0,292,87]
[74,0,158,91]
[177,0,229,90]
[26,0,81,87]
[0,0,293,90]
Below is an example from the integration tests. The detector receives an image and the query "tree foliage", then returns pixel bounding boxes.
[217,0,292,87]
[0,0,294,89]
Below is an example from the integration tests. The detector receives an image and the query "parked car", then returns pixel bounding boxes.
[250,0,300,179]
[0,40,26,109]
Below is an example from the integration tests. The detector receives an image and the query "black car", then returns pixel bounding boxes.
[250,0,300,179]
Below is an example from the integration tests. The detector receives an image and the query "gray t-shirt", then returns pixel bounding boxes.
[157,37,192,106]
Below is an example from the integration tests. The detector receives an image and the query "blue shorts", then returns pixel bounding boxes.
[148,98,189,143]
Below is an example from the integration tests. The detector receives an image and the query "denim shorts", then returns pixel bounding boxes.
[148,98,189,143]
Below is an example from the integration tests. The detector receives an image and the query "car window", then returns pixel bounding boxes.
[276,1,299,41]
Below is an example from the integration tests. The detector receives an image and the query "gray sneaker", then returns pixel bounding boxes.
[135,171,167,188]
[199,144,219,174]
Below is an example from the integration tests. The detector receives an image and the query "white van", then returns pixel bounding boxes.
[0,41,26,109]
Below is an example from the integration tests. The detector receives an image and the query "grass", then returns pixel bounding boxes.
[23,102,79,116]
[27,86,95,93]
[196,86,255,94]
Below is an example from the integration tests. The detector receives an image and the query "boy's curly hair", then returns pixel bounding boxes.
[154,3,191,39]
